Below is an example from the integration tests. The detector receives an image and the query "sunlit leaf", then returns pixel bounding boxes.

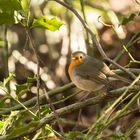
[32,16,63,31]
[0,121,4,130]
[0,111,19,135]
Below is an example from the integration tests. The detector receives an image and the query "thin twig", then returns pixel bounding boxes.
[118,107,140,119]
[105,90,140,132]
[125,119,140,138]
[4,26,10,92]
[112,30,140,64]
[26,28,41,118]
[43,87,64,137]
[80,0,90,48]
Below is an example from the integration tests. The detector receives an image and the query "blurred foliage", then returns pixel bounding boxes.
[0,0,22,24]
[0,0,139,139]
[121,12,140,25]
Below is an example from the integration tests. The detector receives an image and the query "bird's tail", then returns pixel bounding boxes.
[111,73,131,84]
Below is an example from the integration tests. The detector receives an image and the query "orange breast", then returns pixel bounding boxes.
[68,60,82,80]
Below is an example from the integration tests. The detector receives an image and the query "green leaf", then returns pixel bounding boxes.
[32,16,63,31]
[3,73,15,88]
[121,13,140,25]
[0,0,22,12]
[0,13,15,25]
[0,0,22,25]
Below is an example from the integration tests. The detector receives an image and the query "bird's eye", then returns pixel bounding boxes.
[80,56,82,59]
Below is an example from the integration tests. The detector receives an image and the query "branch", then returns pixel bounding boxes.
[26,29,41,118]
[1,71,140,115]
[2,84,139,139]
[0,83,75,115]
[1,83,140,138]
[113,68,140,75]
[0,93,107,139]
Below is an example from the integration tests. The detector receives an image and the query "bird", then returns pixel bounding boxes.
[68,51,130,92]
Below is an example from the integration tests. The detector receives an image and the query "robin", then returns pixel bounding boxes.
[68,51,130,92]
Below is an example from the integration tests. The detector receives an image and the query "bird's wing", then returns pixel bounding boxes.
[75,62,109,85]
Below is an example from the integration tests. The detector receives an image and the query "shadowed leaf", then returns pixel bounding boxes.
[121,13,140,25]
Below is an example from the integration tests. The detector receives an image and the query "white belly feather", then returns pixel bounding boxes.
[71,75,104,92]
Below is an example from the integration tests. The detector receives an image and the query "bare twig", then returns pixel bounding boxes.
[43,87,64,137]
[4,26,9,78]
[80,0,90,48]
[4,26,10,92]
[113,30,140,64]
[26,28,41,118]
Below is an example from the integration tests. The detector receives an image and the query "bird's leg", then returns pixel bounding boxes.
[79,91,91,101]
